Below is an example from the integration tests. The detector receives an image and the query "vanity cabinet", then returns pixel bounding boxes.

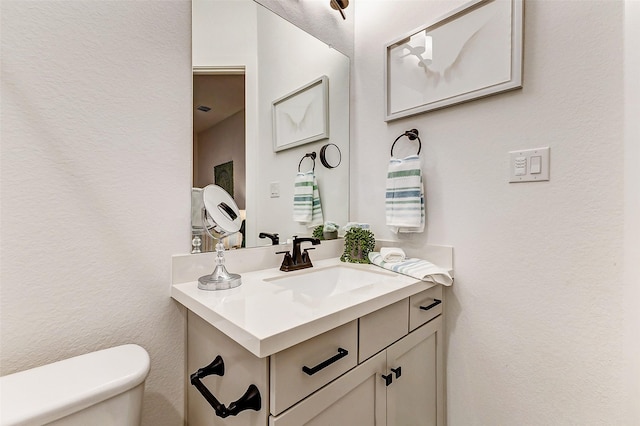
[186,285,444,426]
[270,318,443,426]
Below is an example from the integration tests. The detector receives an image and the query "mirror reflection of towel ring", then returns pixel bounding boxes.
[320,143,342,169]
[391,129,422,157]
[298,152,316,172]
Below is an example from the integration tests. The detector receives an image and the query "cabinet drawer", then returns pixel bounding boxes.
[269,351,387,426]
[409,286,443,331]
[358,298,408,363]
[269,320,358,415]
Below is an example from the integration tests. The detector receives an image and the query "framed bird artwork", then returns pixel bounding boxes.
[384,0,523,121]
[272,75,330,152]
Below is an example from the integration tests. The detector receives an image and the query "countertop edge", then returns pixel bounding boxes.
[171,277,437,358]
[255,280,434,356]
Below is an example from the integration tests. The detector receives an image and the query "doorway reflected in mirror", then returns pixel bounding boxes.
[193,73,246,252]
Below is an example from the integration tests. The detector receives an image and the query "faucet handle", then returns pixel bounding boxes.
[301,248,314,267]
[278,250,294,271]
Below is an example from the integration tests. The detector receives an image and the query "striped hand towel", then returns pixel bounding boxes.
[385,155,425,233]
[293,171,324,227]
[308,175,324,227]
[368,252,453,286]
[293,172,313,223]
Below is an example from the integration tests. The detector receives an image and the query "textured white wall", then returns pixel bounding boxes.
[624,0,640,423]
[353,0,627,424]
[0,1,192,425]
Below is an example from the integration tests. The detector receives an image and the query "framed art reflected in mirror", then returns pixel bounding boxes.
[272,76,329,152]
[214,160,234,198]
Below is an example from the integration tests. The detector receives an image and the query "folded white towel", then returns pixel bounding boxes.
[385,155,425,234]
[293,171,324,227]
[343,222,370,231]
[380,247,406,263]
[368,252,453,286]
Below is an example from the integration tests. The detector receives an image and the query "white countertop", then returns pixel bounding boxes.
[171,257,438,358]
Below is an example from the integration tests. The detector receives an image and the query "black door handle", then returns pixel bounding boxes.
[381,373,393,386]
[391,366,402,379]
[302,348,349,376]
[419,298,442,311]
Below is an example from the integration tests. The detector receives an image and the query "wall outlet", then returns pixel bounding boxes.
[509,147,550,183]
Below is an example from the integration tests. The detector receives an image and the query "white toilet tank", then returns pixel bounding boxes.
[0,344,150,426]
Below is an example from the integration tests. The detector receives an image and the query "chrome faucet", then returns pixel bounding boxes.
[276,236,321,272]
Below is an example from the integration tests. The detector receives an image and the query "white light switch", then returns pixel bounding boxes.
[509,147,550,183]
[270,181,280,198]
[530,156,542,174]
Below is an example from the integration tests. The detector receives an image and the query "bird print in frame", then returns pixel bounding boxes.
[272,76,329,152]
[385,0,523,121]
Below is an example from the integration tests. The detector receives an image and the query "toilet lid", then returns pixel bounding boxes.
[0,344,150,426]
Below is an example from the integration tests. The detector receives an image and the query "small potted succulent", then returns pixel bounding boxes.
[340,227,375,264]
[322,221,339,240]
[312,224,325,240]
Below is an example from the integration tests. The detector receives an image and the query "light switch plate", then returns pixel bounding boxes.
[509,147,550,183]
[270,181,280,198]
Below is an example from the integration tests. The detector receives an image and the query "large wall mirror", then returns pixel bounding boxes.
[192,0,350,251]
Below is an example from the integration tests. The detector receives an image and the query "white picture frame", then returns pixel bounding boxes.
[272,76,329,152]
[384,0,523,121]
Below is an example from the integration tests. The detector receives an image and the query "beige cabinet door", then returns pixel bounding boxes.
[386,317,443,426]
[270,351,387,426]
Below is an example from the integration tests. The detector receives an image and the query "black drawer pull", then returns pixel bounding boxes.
[419,298,442,311]
[190,356,261,418]
[302,348,349,376]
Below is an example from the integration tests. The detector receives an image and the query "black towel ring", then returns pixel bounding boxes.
[298,152,317,172]
[390,129,421,157]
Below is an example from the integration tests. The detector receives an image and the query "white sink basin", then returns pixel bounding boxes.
[263,265,398,300]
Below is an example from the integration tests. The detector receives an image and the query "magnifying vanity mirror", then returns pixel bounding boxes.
[192,0,350,252]
[196,185,243,290]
